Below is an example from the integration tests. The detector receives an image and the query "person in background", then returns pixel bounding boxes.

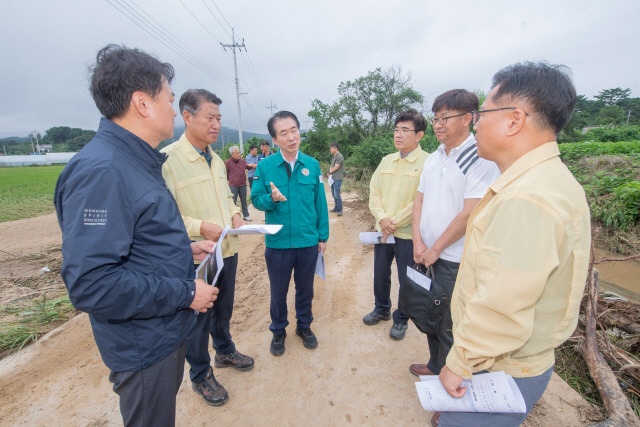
[245,144,260,190]
[162,89,254,408]
[55,45,217,426]
[258,139,271,162]
[436,62,590,427]
[409,89,499,381]
[225,145,254,221]
[328,142,344,216]
[363,108,429,341]
[251,111,329,356]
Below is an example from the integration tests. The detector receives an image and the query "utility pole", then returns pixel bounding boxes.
[266,100,278,116]
[30,132,36,154]
[627,109,632,125]
[221,28,247,151]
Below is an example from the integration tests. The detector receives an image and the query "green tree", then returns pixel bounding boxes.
[304,66,424,161]
[595,88,631,107]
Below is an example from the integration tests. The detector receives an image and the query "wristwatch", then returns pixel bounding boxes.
[318,239,327,243]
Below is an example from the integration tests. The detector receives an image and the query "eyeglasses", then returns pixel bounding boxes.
[394,127,416,135]
[430,112,469,126]
[471,108,528,124]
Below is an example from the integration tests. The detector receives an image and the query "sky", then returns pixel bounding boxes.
[1,0,639,139]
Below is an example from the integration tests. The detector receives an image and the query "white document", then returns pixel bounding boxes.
[359,232,396,244]
[415,371,526,414]
[194,225,230,287]
[328,174,334,187]
[315,252,326,280]
[226,224,283,235]
[407,266,431,291]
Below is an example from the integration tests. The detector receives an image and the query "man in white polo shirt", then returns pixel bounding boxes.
[409,89,500,384]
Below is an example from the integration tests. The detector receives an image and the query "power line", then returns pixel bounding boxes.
[126,0,234,82]
[178,0,224,44]
[105,0,234,85]
[200,0,231,38]
[239,52,270,105]
[209,0,233,32]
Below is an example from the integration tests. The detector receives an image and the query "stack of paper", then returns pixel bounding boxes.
[359,232,395,244]
[415,371,526,414]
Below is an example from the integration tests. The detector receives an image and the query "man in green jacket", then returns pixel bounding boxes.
[251,111,329,356]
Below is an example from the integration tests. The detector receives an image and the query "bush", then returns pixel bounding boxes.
[561,141,640,231]
[345,135,396,170]
[559,141,640,162]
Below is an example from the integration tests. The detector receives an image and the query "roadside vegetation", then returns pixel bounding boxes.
[0,249,76,358]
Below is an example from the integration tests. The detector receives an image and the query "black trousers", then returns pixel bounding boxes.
[186,254,238,383]
[109,340,186,427]
[372,237,413,324]
[425,258,460,375]
[265,245,317,334]
[230,185,250,217]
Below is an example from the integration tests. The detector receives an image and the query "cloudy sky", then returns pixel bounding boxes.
[1,0,638,139]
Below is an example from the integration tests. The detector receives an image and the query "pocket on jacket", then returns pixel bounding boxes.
[174,175,210,190]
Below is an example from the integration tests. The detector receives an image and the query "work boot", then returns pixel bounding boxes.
[191,366,228,406]
[295,327,318,349]
[214,350,254,371]
[270,331,286,356]
[362,310,391,325]
[389,323,408,340]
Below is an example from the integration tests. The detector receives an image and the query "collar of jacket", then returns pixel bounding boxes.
[489,141,559,194]
[272,149,310,167]
[175,133,214,163]
[98,117,167,169]
[390,146,425,163]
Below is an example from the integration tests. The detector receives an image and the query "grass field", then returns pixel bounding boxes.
[0,165,64,223]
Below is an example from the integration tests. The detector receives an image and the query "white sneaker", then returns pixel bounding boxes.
[244,216,252,222]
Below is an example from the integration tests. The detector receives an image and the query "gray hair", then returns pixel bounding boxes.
[228,145,240,154]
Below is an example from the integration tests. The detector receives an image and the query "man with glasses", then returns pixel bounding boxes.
[363,108,429,340]
[409,90,499,383]
[436,62,590,426]
[161,89,255,408]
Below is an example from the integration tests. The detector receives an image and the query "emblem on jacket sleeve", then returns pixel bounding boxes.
[319,175,324,183]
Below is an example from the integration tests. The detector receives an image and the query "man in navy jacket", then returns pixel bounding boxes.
[54,44,218,427]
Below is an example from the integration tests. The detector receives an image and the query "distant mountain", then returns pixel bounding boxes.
[0,135,31,143]
[158,126,271,151]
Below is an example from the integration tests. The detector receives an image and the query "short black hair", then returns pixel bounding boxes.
[90,44,174,120]
[394,108,427,133]
[432,89,478,114]
[260,139,270,146]
[179,89,222,115]
[491,61,576,135]
[249,145,257,151]
[267,111,300,138]
[330,143,339,150]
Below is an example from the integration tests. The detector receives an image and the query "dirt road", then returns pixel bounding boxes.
[0,191,594,426]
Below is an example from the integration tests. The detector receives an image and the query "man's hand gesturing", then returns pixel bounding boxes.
[270,182,287,202]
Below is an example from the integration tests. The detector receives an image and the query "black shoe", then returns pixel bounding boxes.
[270,331,286,356]
[337,211,342,216]
[214,350,255,371]
[295,327,318,349]
[390,323,408,340]
[362,310,391,325]
[192,366,228,406]
[329,208,338,213]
